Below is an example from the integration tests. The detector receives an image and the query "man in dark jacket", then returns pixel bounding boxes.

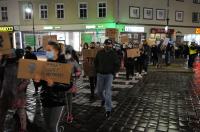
[24,46,39,96]
[94,39,120,118]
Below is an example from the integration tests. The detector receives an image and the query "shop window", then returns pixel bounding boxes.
[40,4,48,19]
[79,3,88,19]
[1,7,8,21]
[97,2,106,18]
[193,0,200,4]
[192,12,200,23]
[56,3,64,19]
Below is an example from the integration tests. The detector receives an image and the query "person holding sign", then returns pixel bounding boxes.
[24,46,39,96]
[34,41,73,132]
[95,39,120,118]
[0,49,29,132]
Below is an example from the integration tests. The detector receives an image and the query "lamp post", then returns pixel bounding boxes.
[165,0,170,37]
[25,2,36,51]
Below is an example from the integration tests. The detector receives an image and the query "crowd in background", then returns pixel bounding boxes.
[0,38,199,132]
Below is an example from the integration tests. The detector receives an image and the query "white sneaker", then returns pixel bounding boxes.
[135,72,139,76]
[144,72,147,75]
[137,74,143,79]
[125,81,130,85]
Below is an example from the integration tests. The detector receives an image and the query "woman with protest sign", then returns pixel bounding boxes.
[34,41,73,132]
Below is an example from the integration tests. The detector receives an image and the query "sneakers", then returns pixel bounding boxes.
[65,113,74,124]
[105,111,111,118]
[101,100,105,107]
[125,81,130,85]
[137,74,143,79]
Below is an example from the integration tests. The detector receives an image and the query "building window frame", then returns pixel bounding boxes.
[192,12,200,23]
[78,2,88,19]
[56,3,64,19]
[24,5,32,20]
[193,0,200,4]
[1,6,8,22]
[97,2,107,18]
[39,4,48,19]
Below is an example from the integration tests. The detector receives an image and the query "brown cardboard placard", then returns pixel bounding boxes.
[106,28,118,39]
[127,48,140,58]
[147,39,156,46]
[82,49,101,59]
[121,35,129,44]
[83,60,96,76]
[0,32,12,55]
[17,59,72,84]
[42,35,57,49]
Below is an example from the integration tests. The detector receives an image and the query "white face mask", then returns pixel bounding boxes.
[65,54,71,60]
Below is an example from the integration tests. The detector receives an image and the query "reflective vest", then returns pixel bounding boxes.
[189,46,197,55]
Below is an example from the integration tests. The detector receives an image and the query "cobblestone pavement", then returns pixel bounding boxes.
[4,65,200,132]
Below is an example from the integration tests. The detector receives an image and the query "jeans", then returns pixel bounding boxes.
[89,76,97,96]
[43,106,64,132]
[96,73,113,112]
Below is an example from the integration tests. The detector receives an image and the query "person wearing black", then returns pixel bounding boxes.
[24,46,38,96]
[88,43,97,100]
[124,47,134,81]
[142,40,150,74]
[151,45,158,66]
[34,41,73,132]
[95,39,120,118]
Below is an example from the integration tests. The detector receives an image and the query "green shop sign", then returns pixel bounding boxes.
[85,23,125,32]
[25,35,35,46]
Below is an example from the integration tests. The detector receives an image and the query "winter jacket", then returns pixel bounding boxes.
[24,51,37,60]
[39,56,73,108]
[0,59,29,108]
[94,48,120,75]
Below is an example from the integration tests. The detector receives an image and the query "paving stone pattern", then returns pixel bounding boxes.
[4,70,199,132]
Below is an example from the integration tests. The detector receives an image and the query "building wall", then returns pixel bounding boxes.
[0,0,20,26]
[19,0,116,27]
[118,0,200,32]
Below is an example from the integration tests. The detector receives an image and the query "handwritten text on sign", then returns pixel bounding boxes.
[17,59,72,84]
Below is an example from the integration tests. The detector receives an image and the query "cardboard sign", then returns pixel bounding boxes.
[17,59,72,84]
[163,38,170,45]
[121,35,129,44]
[147,39,156,46]
[106,28,118,39]
[42,35,57,49]
[0,32,12,55]
[82,49,101,59]
[83,60,96,76]
[127,48,140,58]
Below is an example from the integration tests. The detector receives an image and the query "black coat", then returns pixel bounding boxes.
[39,56,72,108]
[94,49,120,75]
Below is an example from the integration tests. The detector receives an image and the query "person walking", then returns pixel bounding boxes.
[157,40,165,68]
[35,41,73,132]
[151,45,158,66]
[94,39,120,118]
[141,40,150,74]
[188,42,198,68]
[0,49,29,132]
[24,46,39,96]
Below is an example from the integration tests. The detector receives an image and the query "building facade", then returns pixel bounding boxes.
[18,0,116,51]
[118,0,200,44]
[0,0,200,50]
[0,0,21,49]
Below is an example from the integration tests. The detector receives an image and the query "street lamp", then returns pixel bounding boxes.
[166,0,170,37]
[25,2,36,51]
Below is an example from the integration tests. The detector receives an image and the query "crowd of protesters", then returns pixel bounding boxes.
[0,37,199,132]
